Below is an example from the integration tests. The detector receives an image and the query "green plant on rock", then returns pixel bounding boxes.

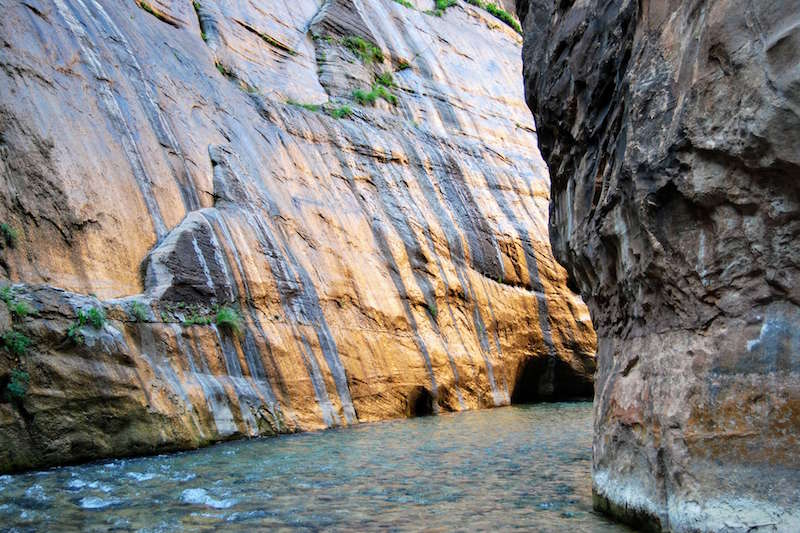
[67,310,87,344]
[428,0,457,16]
[5,368,30,401]
[87,307,105,329]
[353,84,398,106]
[426,301,438,319]
[0,223,18,248]
[393,0,414,8]
[0,286,13,304]
[287,99,321,112]
[215,306,242,334]
[484,3,522,33]
[8,300,33,319]
[67,306,105,344]
[1,286,36,319]
[342,35,383,64]
[327,105,353,119]
[138,0,172,24]
[376,71,395,88]
[183,312,211,327]
[2,330,31,357]
[215,61,234,78]
[131,301,148,322]
[464,0,522,34]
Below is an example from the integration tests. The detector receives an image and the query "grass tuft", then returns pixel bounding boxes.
[87,307,105,329]
[67,306,104,343]
[215,61,233,78]
[183,312,212,327]
[427,0,457,16]
[215,306,242,334]
[376,71,395,88]
[138,1,173,25]
[287,99,322,112]
[327,105,353,119]
[131,301,148,322]
[8,300,32,319]
[342,35,384,64]
[353,84,398,106]
[464,0,522,34]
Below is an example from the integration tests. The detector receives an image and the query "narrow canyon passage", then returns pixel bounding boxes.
[0,0,596,475]
[13,0,799,531]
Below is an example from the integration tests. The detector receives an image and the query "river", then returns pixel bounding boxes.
[0,402,630,531]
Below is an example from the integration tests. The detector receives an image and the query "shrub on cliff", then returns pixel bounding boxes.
[0,223,18,248]
[4,368,30,401]
[2,330,31,357]
[428,0,457,16]
[130,301,149,322]
[464,0,522,34]
[0,287,35,318]
[87,307,106,329]
[67,306,105,344]
[8,301,33,319]
[376,72,395,88]
[342,36,383,64]
[216,306,243,334]
[353,85,398,106]
[327,105,352,119]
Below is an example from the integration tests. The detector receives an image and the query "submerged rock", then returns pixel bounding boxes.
[518,0,800,531]
[0,0,593,471]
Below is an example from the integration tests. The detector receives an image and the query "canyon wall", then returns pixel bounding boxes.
[518,0,800,531]
[0,0,594,472]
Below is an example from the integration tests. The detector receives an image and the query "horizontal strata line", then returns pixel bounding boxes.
[234,19,298,56]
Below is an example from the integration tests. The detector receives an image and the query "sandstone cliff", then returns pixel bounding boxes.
[0,0,594,472]
[518,0,800,531]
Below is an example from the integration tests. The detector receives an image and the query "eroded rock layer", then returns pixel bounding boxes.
[518,0,800,531]
[0,0,594,472]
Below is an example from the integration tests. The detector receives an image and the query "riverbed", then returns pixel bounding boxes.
[0,402,629,531]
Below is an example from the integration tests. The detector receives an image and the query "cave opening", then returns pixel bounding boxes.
[511,356,594,404]
[406,386,434,417]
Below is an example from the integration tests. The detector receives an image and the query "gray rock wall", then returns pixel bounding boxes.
[518,0,800,531]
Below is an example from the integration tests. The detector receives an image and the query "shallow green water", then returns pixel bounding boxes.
[0,402,630,531]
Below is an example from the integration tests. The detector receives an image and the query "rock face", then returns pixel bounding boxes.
[518,0,800,531]
[0,0,594,472]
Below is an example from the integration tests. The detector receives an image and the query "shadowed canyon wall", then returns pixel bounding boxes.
[0,0,594,472]
[518,0,800,531]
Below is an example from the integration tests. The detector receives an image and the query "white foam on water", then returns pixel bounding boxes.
[79,496,120,509]
[126,472,157,482]
[24,484,48,502]
[181,488,237,509]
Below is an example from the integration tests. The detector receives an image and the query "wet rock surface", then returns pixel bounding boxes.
[518,0,800,531]
[0,0,594,471]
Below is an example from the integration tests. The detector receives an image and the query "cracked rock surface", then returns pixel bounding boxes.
[518,0,800,531]
[0,0,593,472]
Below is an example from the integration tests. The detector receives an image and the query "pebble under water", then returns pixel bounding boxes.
[0,402,631,532]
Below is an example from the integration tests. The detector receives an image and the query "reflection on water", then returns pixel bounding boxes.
[0,402,630,531]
